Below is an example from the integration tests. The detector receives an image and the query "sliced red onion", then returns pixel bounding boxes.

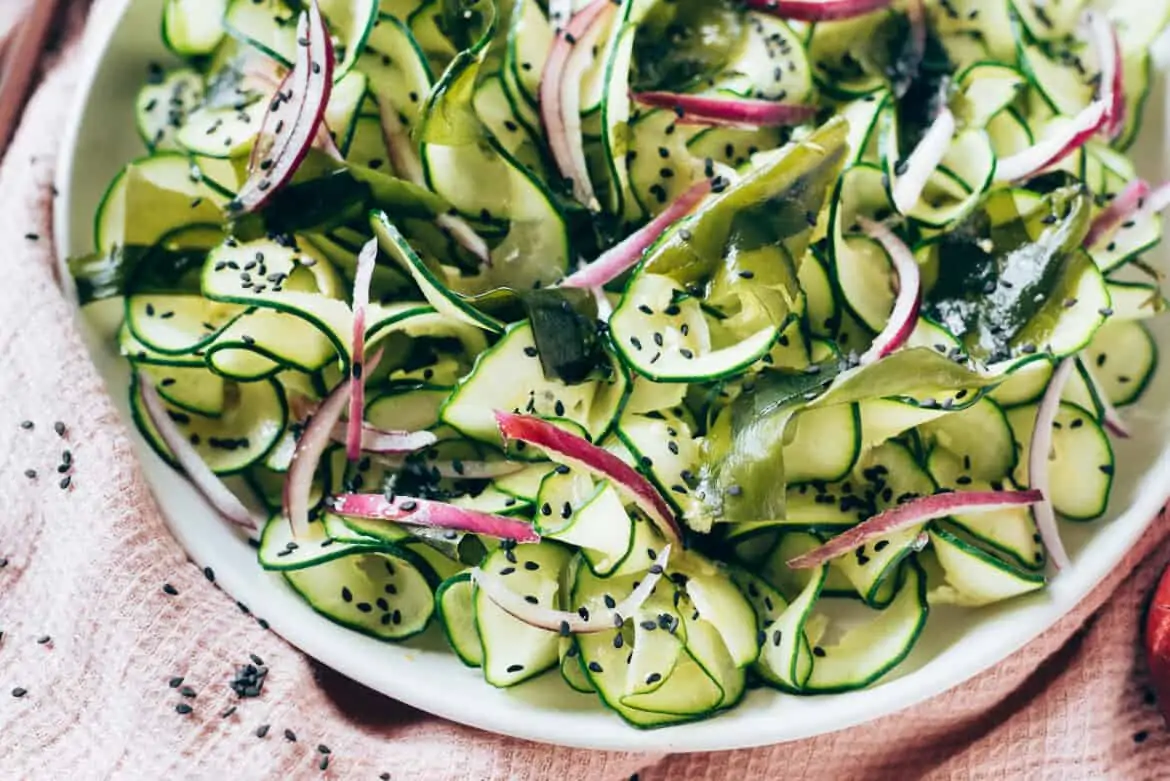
[857,217,921,364]
[494,411,682,543]
[590,285,614,322]
[1029,358,1076,570]
[314,122,345,161]
[471,544,673,634]
[378,101,491,265]
[240,53,342,160]
[139,374,260,531]
[332,494,541,542]
[332,424,439,454]
[632,92,817,129]
[745,0,892,22]
[787,490,1044,569]
[1079,357,1131,438]
[540,0,613,210]
[561,180,711,289]
[1083,179,1150,249]
[995,101,1106,183]
[379,99,426,184]
[891,107,955,215]
[285,378,350,538]
[347,239,377,461]
[1084,10,1125,139]
[437,214,491,265]
[234,3,334,214]
[1144,181,1170,215]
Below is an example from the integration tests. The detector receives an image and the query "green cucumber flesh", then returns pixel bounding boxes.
[284,543,435,640]
[1007,401,1114,521]
[474,543,573,687]
[437,573,483,667]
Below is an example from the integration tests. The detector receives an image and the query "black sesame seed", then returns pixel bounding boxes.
[163,583,179,596]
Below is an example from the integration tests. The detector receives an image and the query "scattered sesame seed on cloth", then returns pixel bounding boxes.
[2,2,1170,780]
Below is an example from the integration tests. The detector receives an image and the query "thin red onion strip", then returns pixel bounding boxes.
[235,2,334,214]
[331,424,439,454]
[632,92,817,128]
[561,3,614,209]
[378,102,491,265]
[347,239,377,461]
[471,544,672,633]
[1144,182,1170,215]
[745,0,892,22]
[1083,179,1150,249]
[1029,358,1076,570]
[560,180,711,289]
[139,374,260,531]
[1085,11,1125,139]
[995,101,1107,182]
[285,379,350,538]
[540,0,612,210]
[787,490,1044,569]
[332,494,541,543]
[857,217,921,364]
[239,54,341,160]
[495,411,682,544]
[891,107,955,215]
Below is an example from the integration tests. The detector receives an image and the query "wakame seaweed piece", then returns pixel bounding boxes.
[517,288,603,385]
[371,209,603,383]
[813,348,997,410]
[691,358,849,529]
[466,287,605,384]
[853,6,938,100]
[631,0,745,93]
[610,120,849,384]
[922,183,1102,363]
[253,166,450,236]
[71,223,223,304]
[71,245,180,305]
[892,24,954,157]
[422,0,503,146]
[641,117,848,287]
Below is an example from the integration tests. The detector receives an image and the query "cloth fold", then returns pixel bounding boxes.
[0,3,1167,779]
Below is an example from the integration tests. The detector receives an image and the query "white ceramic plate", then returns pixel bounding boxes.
[56,0,1170,752]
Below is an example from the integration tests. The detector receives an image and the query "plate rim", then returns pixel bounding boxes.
[53,0,1170,752]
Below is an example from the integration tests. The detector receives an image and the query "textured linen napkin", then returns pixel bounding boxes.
[2,3,1170,779]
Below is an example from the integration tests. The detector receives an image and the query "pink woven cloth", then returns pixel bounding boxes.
[2,4,1169,778]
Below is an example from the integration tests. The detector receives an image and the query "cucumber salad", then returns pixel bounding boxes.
[70,0,1170,727]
